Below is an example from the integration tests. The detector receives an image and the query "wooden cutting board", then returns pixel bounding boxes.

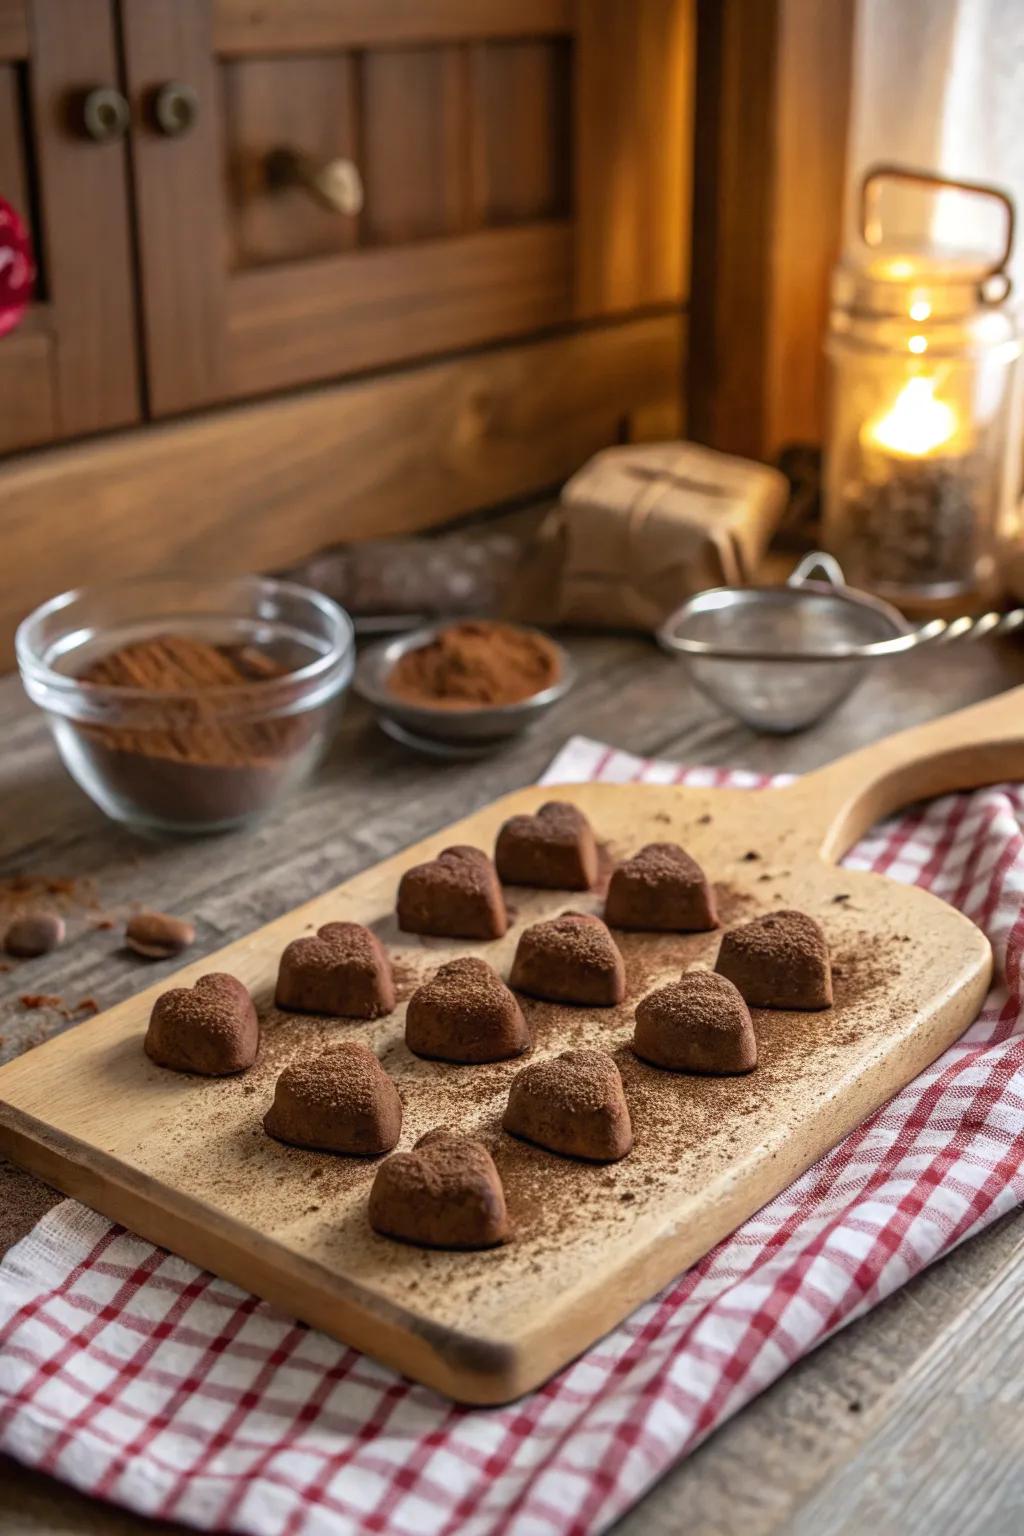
[2,688,1023,1405]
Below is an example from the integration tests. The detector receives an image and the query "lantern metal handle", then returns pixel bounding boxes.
[859,163,1016,284]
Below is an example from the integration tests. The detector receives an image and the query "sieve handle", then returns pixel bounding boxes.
[788,552,846,589]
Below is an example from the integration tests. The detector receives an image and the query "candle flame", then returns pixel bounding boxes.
[866,376,958,458]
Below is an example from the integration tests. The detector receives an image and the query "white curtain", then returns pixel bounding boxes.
[848,0,1024,285]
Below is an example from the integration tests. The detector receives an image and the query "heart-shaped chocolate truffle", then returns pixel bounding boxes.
[605,842,717,932]
[275,921,394,1019]
[715,909,832,1009]
[405,957,530,1063]
[369,1128,509,1249]
[503,1048,632,1162]
[397,846,507,940]
[509,912,625,1005]
[495,801,598,890]
[264,1041,402,1154]
[633,971,756,1073]
[145,973,258,1076]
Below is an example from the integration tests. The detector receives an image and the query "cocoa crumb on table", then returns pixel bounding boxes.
[18,993,63,1010]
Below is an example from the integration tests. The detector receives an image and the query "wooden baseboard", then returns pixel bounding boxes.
[0,312,685,667]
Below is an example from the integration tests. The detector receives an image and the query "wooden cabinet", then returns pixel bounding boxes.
[0,0,691,432]
[120,0,691,415]
[0,0,694,662]
[0,0,139,454]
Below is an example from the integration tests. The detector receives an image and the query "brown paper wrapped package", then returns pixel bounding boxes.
[507,442,788,632]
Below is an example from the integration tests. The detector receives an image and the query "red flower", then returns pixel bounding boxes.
[0,197,35,339]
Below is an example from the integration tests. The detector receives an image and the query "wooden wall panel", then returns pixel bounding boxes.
[765,0,855,454]
[0,0,27,61]
[0,54,60,452]
[26,0,139,434]
[224,223,573,398]
[0,312,685,664]
[470,40,571,227]
[575,0,694,317]
[361,48,471,246]
[120,0,227,415]
[213,0,574,54]
[224,55,360,268]
[0,62,29,227]
[0,315,56,453]
[688,0,855,459]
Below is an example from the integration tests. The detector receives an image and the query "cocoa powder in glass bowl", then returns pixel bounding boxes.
[17,577,354,834]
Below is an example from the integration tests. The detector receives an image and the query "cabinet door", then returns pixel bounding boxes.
[121,0,693,417]
[0,0,139,455]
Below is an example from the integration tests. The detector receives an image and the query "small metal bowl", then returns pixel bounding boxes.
[355,622,575,758]
[657,553,909,733]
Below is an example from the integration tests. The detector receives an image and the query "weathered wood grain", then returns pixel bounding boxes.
[688,0,855,458]
[2,625,1024,1525]
[0,0,27,59]
[0,312,684,667]
[213,0,575,54]
[224,222,575,397]
[787,1224,1024,1536]
[120,0,227,415]
[575,0,694,317]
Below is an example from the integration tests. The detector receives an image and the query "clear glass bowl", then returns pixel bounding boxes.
[16,575,355,834]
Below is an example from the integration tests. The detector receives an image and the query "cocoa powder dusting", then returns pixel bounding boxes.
[0,873,99,924]
[28,829,920,1326]
[274,1048,383,1119]
[386,621,560,709]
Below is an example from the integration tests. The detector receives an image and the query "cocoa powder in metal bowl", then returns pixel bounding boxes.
[385,621,561,710]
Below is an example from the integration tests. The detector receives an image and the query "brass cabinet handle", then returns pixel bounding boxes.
[81,87,130,143]
[153,82,199,138]
[265,147,364,216]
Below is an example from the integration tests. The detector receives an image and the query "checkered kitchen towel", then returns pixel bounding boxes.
[2,736,1024,1536]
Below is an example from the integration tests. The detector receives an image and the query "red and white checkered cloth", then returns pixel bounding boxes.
[3,736,1024,1536]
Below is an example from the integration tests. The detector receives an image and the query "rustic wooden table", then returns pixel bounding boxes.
[2,631,1024,1536]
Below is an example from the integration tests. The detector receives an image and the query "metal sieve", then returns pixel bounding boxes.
[657,553,1024,734]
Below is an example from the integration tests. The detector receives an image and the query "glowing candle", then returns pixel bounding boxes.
[863,375,960,459]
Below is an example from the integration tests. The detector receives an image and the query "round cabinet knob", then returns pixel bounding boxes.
[265,147,364,216]
[81,87,130,144]
[153,82,199,137]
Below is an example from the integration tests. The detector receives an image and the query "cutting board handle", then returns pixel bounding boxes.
[780,683,1024,863]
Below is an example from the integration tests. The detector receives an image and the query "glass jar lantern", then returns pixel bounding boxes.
[824,166,1023,608]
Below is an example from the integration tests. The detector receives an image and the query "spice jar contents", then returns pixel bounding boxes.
[73,634,320,831]
[385,622,560,710]
[839,453,980,594]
